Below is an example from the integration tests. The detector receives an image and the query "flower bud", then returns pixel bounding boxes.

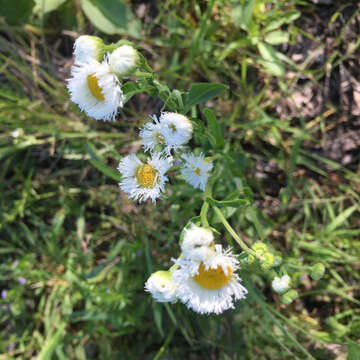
[73,35,105,64]
[252,242,267,255]
[240,253,255,265]
[260,252,275,270]
[310,263,325,280]
[282,289,298,304]
[145,271,177,303]
[181,224,215,262]
[109,45,139,77]
[272,275,290,293]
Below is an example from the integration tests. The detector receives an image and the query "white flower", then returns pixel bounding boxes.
[67,58,124,121]
[140,113,193,155]
[181,153,213,191]
[73,35,104,64]
[109,45,138,77]
[272,275,290,293]
[139,115,166,153]
[11,128,24,138]
[181,224,215,262]
[158,112,193,154]
[172,245,248,314]
[118,153,173,203]
[145,271,178,303]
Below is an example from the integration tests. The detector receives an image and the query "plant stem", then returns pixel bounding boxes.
[247,206,266,242]
[212,205,257,257]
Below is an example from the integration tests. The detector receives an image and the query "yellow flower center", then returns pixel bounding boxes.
[193,263,232,290]
[193,167,201,176]
[136,164,158,188]
[155,132,165,143]
[87,74,105,101]
[169,123,177,132]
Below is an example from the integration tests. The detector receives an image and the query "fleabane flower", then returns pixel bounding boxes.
[73,35,104,64]
[140,113,193,155]
[139,115,166,153]
[109,45,139,77]
[118,153,173,203]
[145,271,178,303]
[158,112,193,154]
[272,275,291,293]
[67,57,124,121]
[181,153,213,191]
[172,245,248,314]
[181,224,215,262]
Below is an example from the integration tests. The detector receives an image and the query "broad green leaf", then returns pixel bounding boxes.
[34,0,66,15]
[231,0,255,30]
[257,42,284,76]
[264,31,289,45]
[203,108,224,149]
[85,142,122,182]
[0,0,35,24]
[182,83,227,113]
[81,0,141,38]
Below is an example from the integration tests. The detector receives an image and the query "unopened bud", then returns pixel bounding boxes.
[310,263,325,280]
[282,289,298,305]
[109,45,139,77]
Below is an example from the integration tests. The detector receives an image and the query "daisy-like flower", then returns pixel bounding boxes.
[272,275,290,293]
[181,224,215,262]
[172,245,248,314]
[67,57,124,121]
[158,112,193,154]
[145,270,178,303]
[118,153,173,203]
[73,35,104,64]
[181,153,213,191]
[140,113,193,155]
[139,115,166,153]
[109,45,139,77]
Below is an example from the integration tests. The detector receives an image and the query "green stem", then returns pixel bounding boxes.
[200,179,213,228]
[200,201,209,227]
[248,206,266,242]
[212,205,257,257]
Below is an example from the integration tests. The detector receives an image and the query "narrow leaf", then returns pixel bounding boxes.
[203,108,224,148]
[85,142,122,182]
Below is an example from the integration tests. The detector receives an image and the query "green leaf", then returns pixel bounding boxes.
[37,323,66,360]
[322,205,358,235]
[264,31,289,45]
[348,343,360,360]
[81,0,141,38]
[85,142,122,182]
[182,83,227,113]
[0,0,35,24]
[206,197,251,208]
[34,0,66,15]
[264,10,300,32]
[122,81,149,103]
[203,108,224,149]
[231,0,254,30]
[257,42,284,76]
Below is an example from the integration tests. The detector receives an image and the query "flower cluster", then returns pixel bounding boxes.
[145,224,248,314]
[118,112,213,202]
[67,36,139,121]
